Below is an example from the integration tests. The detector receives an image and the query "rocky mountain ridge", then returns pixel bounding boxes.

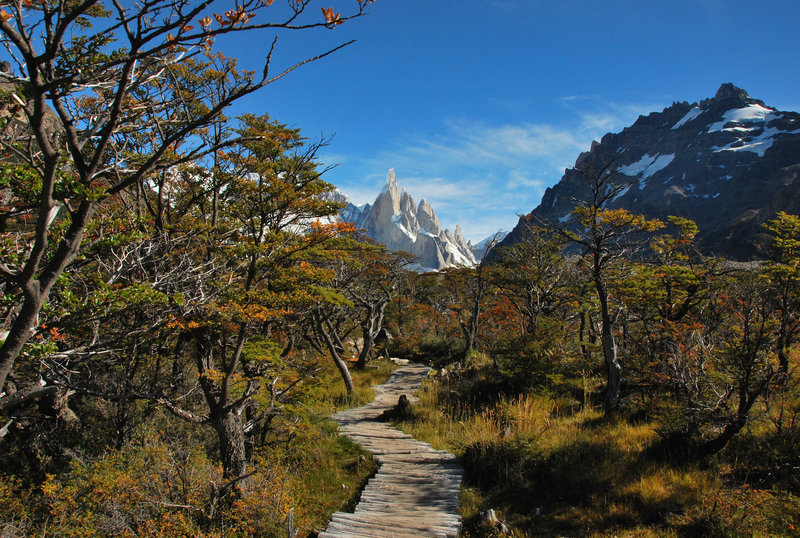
[332,169,477,271]
[497,83,800,260]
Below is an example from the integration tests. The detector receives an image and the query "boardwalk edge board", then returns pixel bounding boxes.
[319,365,464,538]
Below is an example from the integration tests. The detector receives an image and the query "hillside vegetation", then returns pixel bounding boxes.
[1,1,799,536]
[385,213,800,536]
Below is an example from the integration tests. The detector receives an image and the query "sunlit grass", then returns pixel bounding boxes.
[305,357,397,415]
[395,360,800,536]
[259,356,395,534]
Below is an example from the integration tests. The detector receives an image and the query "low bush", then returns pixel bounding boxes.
[396,362,800,536]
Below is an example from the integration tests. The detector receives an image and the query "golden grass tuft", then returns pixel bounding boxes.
[396,365,800,537]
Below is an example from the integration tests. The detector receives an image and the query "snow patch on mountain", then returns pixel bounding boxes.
[711,126,783,157]
[708,103,781,133]
[470,230,509,261]
[619,153,674,181]
[672,106,703,129]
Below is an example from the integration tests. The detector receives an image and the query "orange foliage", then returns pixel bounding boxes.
[321,7,343,25]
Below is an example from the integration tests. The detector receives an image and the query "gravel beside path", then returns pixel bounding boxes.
[319,365,463,538]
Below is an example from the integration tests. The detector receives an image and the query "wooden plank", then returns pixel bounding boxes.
[330,513,461,535]
[320,365,463,537]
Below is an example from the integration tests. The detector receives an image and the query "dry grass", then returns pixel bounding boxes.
[306,356,397,415]
[395,359,800,537]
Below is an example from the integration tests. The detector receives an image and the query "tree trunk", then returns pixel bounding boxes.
[356,302,387,369]
[0,287,45,393]
[0,201,95,393]
[777,309,789,374]
[464,287,483,356]
[696,380,767,458]
[579,311,592,363]
[696,415,747,458]
[595,272,621,412]
[316,317,354,393]
[602,328,621,411]
[212,410,248,479]
[459,319,476,357]
[356,328,375,369]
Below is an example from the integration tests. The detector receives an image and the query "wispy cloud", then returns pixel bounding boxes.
[506,169,546,191]
[325,97,661,241]
[383,120,586,177]
[566,96,661,135]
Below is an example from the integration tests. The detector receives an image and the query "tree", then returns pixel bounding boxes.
[619,217,787,456]
[622,217,718,384]
[0,0,373,413]
[139,116,356,480]
[168,115,353,479]
[693,268,780,456]
[2,113,359,488]
[762,212,800,374]
[383,270,458,361]
[300,240,411,392]
[555,161,664,411]
[441,262,491,358]
[350,245,412,369]
[490,223,571,338]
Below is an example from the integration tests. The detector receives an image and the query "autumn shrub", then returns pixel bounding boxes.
[398,362,800,537]
[675,484,800,536]
[0,475,37,536]
[220,454,304,536]
[490,317,567,390]
[387,333,462,365]
[24,411,377,537]
[40,435,215,536]
[34,434,319,537]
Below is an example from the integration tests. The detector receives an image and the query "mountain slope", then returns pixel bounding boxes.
[498,83,800,259]
[336,169,477,271]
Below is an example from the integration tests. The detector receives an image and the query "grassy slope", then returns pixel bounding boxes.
[396,356,800,537]
[0,358,397,537]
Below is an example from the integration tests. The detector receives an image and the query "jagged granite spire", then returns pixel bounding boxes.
[417,198,441,235]
[382,168,398,194]
[341,169,476,270]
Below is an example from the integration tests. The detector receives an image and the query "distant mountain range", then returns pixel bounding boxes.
[497,83,800,259]
[329,169,480,271]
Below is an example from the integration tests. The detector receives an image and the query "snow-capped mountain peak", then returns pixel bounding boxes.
[337,170,477,271]
[497,83,800,259]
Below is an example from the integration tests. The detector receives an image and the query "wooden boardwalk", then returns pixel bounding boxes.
[319,365,463,538]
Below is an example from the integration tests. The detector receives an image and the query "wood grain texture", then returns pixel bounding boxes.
[319,366,463,537]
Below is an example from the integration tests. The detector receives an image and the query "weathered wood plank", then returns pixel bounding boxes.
[320,365,463,537]
[330,513,460,534]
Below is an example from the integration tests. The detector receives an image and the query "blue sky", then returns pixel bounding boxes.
[225,0,800,242]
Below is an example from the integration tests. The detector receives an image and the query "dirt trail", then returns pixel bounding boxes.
[319,365,463,537]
